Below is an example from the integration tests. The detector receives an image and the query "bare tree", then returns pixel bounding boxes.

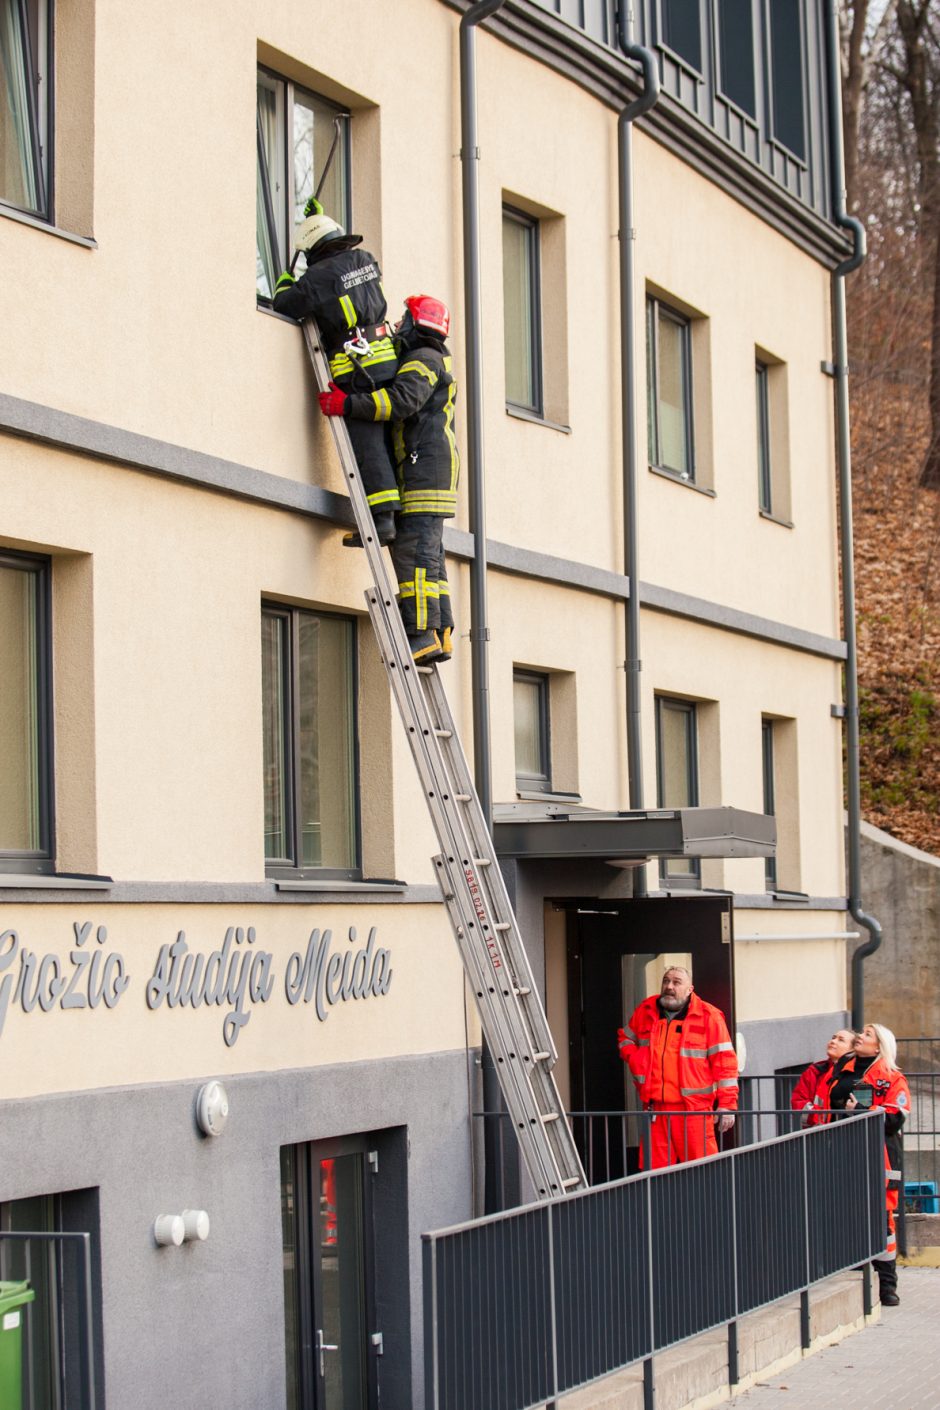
[840,0,900,211]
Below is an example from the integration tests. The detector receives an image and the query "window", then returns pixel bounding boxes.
[502,207,542,414]
[756,360,772,512]
[655,696,700,883]
[661,0,702,71]
[0,551,53,873]
[256,68,350,301]
[1,0,50,218]
[647,296,695,480]
[762,718,777,890]
[717,0,756,117]
[768,0,806,160]
[514,670,551,793]
[261,604,359,878]
[0,1191,100,1408]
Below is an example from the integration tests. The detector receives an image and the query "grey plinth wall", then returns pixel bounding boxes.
[853,819,940,1038]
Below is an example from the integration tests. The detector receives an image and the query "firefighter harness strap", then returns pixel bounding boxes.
[302,321,586,1202]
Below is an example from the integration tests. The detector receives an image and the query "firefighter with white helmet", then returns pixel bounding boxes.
[319,295,459,664]
[273,200,400,545]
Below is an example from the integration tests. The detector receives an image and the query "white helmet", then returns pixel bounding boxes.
[294,212,345,254]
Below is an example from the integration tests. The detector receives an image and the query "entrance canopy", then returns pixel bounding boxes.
[493,803,775,861]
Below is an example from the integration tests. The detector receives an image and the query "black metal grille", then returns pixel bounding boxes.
[424,1114,886,1410]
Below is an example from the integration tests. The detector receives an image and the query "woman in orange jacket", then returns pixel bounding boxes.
[791,1028,856,1126]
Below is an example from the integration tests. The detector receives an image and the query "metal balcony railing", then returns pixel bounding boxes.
[423,1112,886,1410]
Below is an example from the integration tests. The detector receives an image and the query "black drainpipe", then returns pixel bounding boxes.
[617,8,660,897]
[460,0,505,830]
[459,0,507,1213]
[824,0,878,1028]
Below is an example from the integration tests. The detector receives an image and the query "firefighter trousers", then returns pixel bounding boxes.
[343,419,400,515]
[389,514,452,636]
[641,1103,718,1169]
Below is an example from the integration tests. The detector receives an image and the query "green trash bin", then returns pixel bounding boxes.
[0,1281,36,1409]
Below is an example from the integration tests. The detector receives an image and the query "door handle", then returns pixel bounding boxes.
[317,1328,338,1378]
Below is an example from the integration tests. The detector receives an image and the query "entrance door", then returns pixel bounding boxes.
[566,896,735,1179]
[281,1139,376,1409]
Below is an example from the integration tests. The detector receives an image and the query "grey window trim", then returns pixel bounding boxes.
[513,668,551,793]
[646,294,696,483]
[502,204,544,417]
[756,358,772,513]
[0,549,54,875]
[655,695,701,884]
[261,601,362,882]
[761,717,777,889]
[255,68,351,305]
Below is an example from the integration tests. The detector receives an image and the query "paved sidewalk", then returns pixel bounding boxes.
[734,1268,940,1409]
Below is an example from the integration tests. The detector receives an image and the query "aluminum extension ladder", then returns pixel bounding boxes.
[302,321,586,1201]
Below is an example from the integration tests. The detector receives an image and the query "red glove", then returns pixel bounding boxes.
[318,381,347,416]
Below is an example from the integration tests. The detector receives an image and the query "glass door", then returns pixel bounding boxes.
[282,1142,374,1409]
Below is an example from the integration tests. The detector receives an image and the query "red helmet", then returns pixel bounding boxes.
[404,294,450,337]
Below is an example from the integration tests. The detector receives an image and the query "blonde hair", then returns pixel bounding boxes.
[871,1023,898,1072]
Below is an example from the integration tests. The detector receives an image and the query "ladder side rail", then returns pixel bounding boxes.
[419,669,557,1062]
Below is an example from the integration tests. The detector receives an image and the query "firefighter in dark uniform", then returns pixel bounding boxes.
[319,295,459,664]
[273,200,400,545]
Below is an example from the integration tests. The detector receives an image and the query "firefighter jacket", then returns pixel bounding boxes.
[618,992,739,1112]
[830,1053,910,1190]
[273,246,398,388]
[344,342,460,517]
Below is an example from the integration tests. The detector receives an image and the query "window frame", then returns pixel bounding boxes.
[502,205,544,417]
[755,359,773,513]
[513,669,552,794]
[256,67,351,304]
[655,695,701,885]
[0,549,54,874]
[715,0,757,120]
[761,717,777,890]
[646,295,696,483]
[658,0,704,76]
[764,0,807,163]
[261,601,361,881]
[0,0,52,221]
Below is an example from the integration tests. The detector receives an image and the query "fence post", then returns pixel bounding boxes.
[861,1262,872,1318]
[897,1140,907,1258]
[644,1174,655,1410]
[728,1145,739,1387]
[546,1200,558,1408]
[800,1127,811,1351]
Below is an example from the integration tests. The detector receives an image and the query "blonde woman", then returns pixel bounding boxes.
[832,1024,911,1307]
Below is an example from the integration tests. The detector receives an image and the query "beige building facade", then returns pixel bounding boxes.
[1,0,857,1405]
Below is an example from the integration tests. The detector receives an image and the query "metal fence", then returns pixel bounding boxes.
[424,1112,886,1410]
[0,1231,97,1410]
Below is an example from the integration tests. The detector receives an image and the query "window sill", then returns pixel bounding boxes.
[0,872,112,889]
[256,301,304,326]
[516,790,583,805]
[505,406,572,435]
[648,465,716,497]
[759,509,794,529]
[274,879,406,893]
[0,203,96,248]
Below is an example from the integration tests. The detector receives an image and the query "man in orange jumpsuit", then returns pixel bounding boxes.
[618,966,738,1169]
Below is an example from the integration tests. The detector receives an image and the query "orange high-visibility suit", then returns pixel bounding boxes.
[833,1053,911,1287]
[618,992,738,1169]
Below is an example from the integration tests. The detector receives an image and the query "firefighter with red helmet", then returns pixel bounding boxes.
[618,966,739,1168]
[319,294,459,664]
[273,201,400,546]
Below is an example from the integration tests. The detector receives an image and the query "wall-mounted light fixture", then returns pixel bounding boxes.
[195,1080,229,1137]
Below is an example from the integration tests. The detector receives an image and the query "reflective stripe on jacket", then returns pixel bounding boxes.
[618,992,738,1111]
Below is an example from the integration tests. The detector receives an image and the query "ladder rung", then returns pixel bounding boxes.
[515,986,531,997]
[562,1177,582,1189]
[416,665,434,675]
[434,728,452,739]
[494,922,511,932]
[455,793,471,802]
[541,1112,560,1124]
[533,1051,550,1062]
[472,857,491,867]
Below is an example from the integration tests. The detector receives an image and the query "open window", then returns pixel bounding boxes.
[256,67,350,302]
[0,0,50,219]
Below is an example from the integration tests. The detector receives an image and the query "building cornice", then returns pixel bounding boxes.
[440,0,850,268]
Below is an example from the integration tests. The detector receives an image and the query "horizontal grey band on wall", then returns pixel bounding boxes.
[1,392,845,660]
[439,0,850,269]
[0,880,444,905]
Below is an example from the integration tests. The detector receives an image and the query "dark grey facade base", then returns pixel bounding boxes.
[0,880,444,904]
[494,805,776,860]
[0,1049,476,1410]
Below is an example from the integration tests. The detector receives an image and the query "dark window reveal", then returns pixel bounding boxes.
[717,0,756,117]
[662,0,702,72]
[768,0,806,160]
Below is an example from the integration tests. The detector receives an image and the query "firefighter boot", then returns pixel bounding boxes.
[437,626,453,662]
[343,511,397,549]
[409,630,442,663]
[873,1258,899,1306]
